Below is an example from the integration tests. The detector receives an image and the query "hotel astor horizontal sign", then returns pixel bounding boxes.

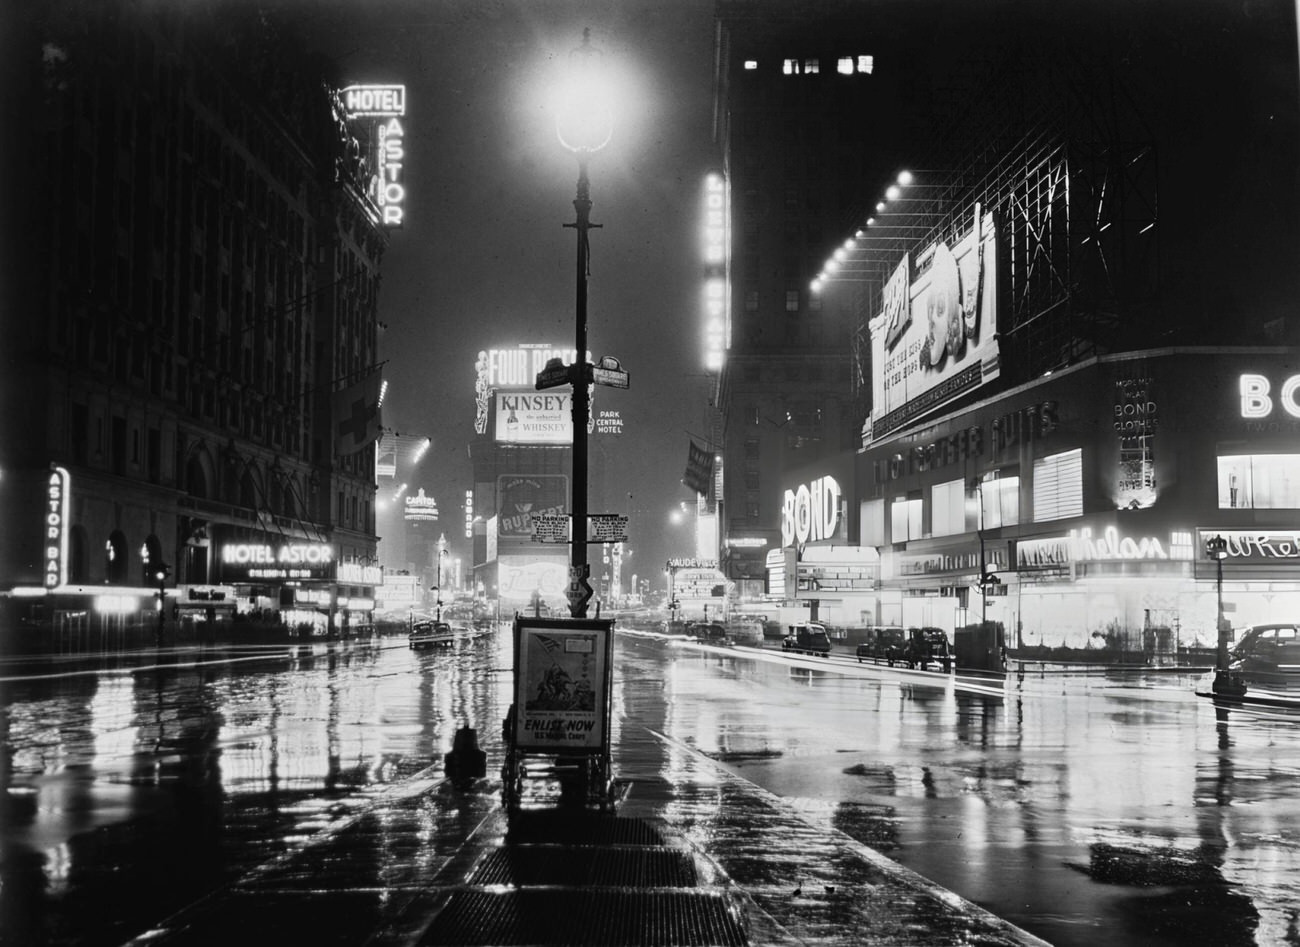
[219,542,336,582]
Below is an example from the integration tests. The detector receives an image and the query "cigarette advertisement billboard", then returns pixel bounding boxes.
[869,210,999,440]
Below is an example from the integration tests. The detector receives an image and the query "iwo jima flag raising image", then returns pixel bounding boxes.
[333,368,384,455]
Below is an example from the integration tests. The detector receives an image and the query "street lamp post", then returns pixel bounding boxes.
[555,29,613,619]
[1205,534,1244,695]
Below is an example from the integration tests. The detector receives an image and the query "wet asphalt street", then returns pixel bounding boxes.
[2,625,1298,946]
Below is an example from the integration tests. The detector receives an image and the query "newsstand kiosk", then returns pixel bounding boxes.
[501,614,615,812]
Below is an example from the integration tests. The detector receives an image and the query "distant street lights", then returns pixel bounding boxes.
[554,29,614,618]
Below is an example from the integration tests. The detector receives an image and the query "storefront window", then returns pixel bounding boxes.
[980,475,1020,528]
[1033,449,1083,521]
[1218,454,1300,509]
[891,496,923,541]
[931,479,965,536]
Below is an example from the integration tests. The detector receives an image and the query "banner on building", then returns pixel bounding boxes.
[333,370,383,455]
[682,441,714,496]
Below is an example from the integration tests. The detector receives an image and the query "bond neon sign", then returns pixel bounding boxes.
[44,466,70,589]
[1240,373,1300,419]
[781,475,842,548]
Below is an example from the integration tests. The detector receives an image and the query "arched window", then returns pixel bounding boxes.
[186,455,209,499]
[105,530,129,584]
[69,525,89,584]
[240,469,258,509]
[141,534,164,584]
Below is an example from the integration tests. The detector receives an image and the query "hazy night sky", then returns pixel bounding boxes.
[300,0,721,575]
[294,0,1298,578]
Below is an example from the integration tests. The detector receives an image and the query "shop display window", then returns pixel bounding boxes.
[980,474,1020,528]
[891,496,923,541]
[1033,449,1083,521]
[1218,454,1300,509]
[931,479,965,536]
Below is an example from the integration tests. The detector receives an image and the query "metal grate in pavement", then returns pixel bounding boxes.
[420,888,748,947]
[504,811,667,847]
[468,844,698,887]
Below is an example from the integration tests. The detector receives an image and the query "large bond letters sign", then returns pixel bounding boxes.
[868,210,999,439]
[514,618,611,752]
[781,475,842,548]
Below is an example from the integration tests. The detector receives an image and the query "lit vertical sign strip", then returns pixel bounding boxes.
[45,466,70,589]
[464,489,474,539]
[340,84,407,229]
[702,173,729,371]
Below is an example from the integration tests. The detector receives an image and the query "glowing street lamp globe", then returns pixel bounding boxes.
[554,29,614,155]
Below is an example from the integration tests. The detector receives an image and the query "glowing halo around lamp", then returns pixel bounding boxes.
[553,28,614,155]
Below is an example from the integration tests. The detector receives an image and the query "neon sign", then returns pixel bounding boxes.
[338,562,383,585]
[340,85,406,118]
[1240,373,1300,419]
[404,488,439,522]
[1016,527,1194,567]
[376,118,405,227]
[43,467,70,588]
[702,173,728,371]
[781,475,842,547]
[1211,530,1300,559]
[218,542,336,582]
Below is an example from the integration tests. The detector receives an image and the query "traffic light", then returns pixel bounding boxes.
[979,571,1002,591]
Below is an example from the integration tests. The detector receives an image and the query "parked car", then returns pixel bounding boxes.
[1230,623,1300,690]
[781,622,832,657]
[409,620,454,649]
[687,621,729,644]
[900,627,953,671]
[856,626,906,664]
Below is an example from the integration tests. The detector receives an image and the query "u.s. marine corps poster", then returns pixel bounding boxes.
[516,622,609,751]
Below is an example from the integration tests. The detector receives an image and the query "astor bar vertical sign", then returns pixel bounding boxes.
[45,466,70,588]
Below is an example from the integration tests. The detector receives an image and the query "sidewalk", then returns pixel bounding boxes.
[125,719,1050,947]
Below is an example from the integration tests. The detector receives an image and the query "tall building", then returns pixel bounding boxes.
[710,0,931,593]
[711,0,1300,646]
[1,4,388,641]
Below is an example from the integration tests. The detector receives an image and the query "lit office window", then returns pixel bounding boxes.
[837,57,854,75]
[804,59,819,75]
[891,496,923,542]
[785,289,799,312]
[979,475,1020,528]
[744,60,758,71]
[858,55,874,74]
[860,498,885,546]
[1218,453,1300,509]
[783,59,798,75]
[1033,449,1083,521]
[931,479,965,536]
